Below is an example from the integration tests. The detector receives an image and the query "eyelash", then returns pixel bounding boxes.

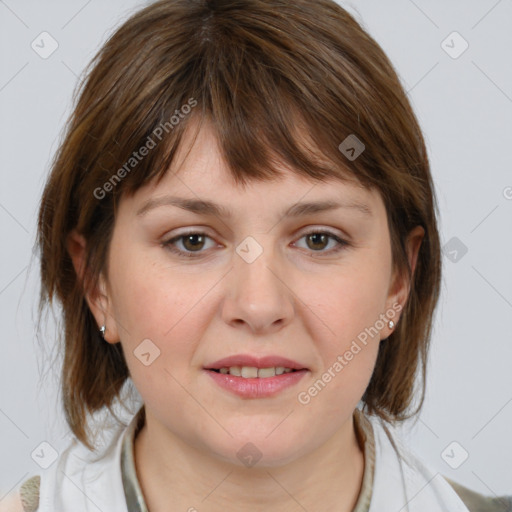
[161,229,349,259]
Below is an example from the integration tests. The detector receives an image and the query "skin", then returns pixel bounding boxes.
[68,119,423,512]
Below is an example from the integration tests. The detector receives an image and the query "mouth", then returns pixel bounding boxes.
[207,366,300,378]
[203,354,309,398]
[204,354,309,373]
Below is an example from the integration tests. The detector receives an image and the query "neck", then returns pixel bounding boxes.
[133,410,365,512]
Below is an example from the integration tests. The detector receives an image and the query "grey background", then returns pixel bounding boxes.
[1,0,511,501]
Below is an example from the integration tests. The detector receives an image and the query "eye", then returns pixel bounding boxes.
[162,229,348,259]
[162,231,216,258]
[293,230,348,255]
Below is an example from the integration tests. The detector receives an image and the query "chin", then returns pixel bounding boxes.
[206,430,307,469]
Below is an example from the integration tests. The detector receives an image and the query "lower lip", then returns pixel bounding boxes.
[204,369,309,399]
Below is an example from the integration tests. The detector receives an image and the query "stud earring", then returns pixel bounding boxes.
[388,320,395,329]
[99,325,106,338]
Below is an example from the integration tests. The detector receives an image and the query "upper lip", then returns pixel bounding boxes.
[204,354,308,370]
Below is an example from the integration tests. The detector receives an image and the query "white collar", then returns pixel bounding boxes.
[368,414,470,511]
[37,405,470,511]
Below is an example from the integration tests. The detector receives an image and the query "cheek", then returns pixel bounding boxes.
[109,244,190,336]
[292,254,390,408]
[107,252,215,411]
[300,260,391,349]
[107,247,220,369]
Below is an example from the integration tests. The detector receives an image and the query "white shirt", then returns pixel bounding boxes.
[32,405,471,511]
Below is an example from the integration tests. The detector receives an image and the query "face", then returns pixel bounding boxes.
[76,120,420,467]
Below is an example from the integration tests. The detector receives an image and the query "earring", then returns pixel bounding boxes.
[388,320,395,329]
[99,325,106,338]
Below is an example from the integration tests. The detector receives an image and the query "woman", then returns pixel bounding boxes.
[3,0,509,510]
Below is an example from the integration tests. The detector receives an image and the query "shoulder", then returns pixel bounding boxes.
[0,493,24,512]
[445,477,512,512]
[362,413,511,512]
[0,476,40,512]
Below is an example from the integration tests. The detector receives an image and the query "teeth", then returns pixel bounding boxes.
[216,366,296,377]
[230,366,241,376]
[241,366,258,378]
[257,367,275,378]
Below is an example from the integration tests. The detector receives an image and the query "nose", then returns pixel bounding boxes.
[221,240,295,335]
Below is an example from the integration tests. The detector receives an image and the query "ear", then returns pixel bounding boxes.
[382,225,425,336]
[67,229,120,344]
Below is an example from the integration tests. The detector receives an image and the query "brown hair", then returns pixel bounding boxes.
[37,0,441,450]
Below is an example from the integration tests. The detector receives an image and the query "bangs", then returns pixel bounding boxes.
[117,95,367,199]
[80,0,392,211]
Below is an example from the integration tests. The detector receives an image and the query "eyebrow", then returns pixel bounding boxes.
[136,195,373,218]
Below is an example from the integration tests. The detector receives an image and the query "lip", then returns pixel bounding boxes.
[204,368,309,399]
[204,354,308,371]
